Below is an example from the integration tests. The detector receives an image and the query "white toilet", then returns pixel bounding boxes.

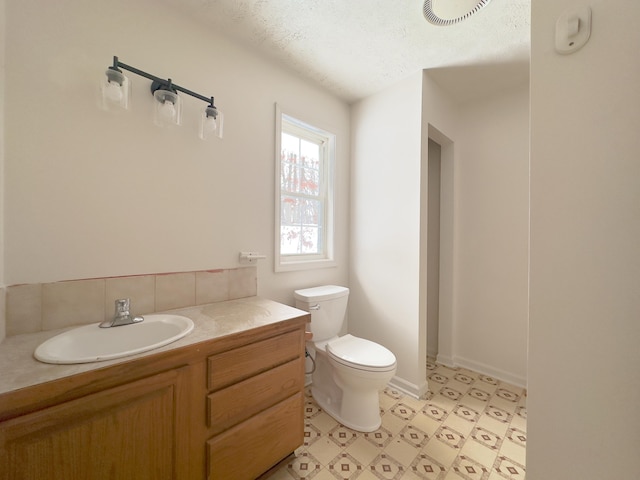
[294,285,397,432]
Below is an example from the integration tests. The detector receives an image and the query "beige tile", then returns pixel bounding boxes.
[42,279,105,330]
[379,391,400,410]
[383,437,421,467]
[327,451,366,478]
[105,275,156,319]
[476,414,509,437]
[402,395,429,411]
[306,438,342,466]
[493,456,526,478]
[308,411,340,435]
[309,469,336,480]
[443,469,466,479]
[457,394,489,412]
[344,437,379,466]
[410,412,442,437]
[460,439,499,467]
[401,470,432,480]
[499,439,526,465]
[442,412,475,437]
[283,450,323,479]
[6,284,43,335]
[353,471,378,480]
[229,266,257,299]
[381,410,410,435]
[490,396,519,414]
[488,471,506,480]
[422,437,459,467]
[155,272,196,312]
[269,361,527,479]
[510,414,527,431]
[196,270,229,304]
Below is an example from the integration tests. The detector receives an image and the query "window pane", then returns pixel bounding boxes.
[281,133,299,193]
[281,225,301,254]
[300,139,319,168]
[301,198,320,225]
[301,226,320,254]
[281,195,298,224]
[280,196,322,255]
[280,225,321,255]
[299,167,319,195]
[281,197,321,227]
[281,161,299,193]
[282,133,299,158]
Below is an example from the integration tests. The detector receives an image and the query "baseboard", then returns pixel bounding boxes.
[435,353,455,368]
[388,376,429,399]
[452,355,527,389]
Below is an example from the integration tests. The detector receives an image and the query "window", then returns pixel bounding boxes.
[275,107,336,271]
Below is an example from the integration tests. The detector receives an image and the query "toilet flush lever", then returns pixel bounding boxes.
[309,304,321,310]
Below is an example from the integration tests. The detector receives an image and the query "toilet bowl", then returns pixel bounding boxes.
[294,286,397,432]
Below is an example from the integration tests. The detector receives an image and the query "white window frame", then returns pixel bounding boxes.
[274,105,336,272]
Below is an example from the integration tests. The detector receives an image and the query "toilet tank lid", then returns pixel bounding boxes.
[294,285,349,302]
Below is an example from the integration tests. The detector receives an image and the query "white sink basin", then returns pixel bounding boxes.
[34,314,195,364]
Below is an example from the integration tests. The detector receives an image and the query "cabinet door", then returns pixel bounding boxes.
[0,368,188,480]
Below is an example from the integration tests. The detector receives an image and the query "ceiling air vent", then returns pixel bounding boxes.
[423,0,493,26]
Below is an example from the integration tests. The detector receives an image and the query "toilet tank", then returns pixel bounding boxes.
[294,285,349,342]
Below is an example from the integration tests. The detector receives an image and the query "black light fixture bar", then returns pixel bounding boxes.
[110,56,215,107]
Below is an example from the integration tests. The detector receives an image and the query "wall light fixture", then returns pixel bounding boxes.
[100,56,223,139]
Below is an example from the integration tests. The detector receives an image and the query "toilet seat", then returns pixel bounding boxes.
[326,334,396,372]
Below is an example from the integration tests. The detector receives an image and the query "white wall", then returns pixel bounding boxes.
[350,72,426,396]
[421,74,460,376]
[350,69,529,395]
[453,85,529,386]
[528,1,640,478]
[0,0,5,342]
[3,0,349,308]
[420,73,529,387]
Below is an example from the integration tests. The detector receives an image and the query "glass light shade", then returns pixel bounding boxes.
[100,68,130,111]
[153,89,182,127]
[199,106,224,140]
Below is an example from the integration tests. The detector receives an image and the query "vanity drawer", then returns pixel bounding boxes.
[207,357,303,434]
[206,392,304,480]
[207,329,303,391]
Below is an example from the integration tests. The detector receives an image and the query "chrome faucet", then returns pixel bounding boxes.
[99,298,144,328]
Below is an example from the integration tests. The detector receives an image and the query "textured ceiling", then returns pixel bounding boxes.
[163,0,530,103]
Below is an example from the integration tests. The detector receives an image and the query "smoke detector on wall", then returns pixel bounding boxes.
[423,0,493,26]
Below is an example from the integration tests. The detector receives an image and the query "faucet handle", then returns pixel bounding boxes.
[115,298,130,315]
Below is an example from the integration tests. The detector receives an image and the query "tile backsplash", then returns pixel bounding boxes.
[5,267,257,337]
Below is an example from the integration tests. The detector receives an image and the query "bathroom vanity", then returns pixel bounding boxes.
[0,297,308,480]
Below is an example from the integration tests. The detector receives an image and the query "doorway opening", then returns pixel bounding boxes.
[424,125,454,369]
[426,138,441,359]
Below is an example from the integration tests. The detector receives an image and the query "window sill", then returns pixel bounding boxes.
[275,258,337,273]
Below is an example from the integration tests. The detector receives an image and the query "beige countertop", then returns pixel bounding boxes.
[0,296,308,397]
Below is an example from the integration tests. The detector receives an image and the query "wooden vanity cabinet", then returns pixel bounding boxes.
[0,316,307,480]
[0,368,190,480]
[205,329,305,480]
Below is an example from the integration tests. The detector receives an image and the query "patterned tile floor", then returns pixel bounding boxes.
[266,359,526,479]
